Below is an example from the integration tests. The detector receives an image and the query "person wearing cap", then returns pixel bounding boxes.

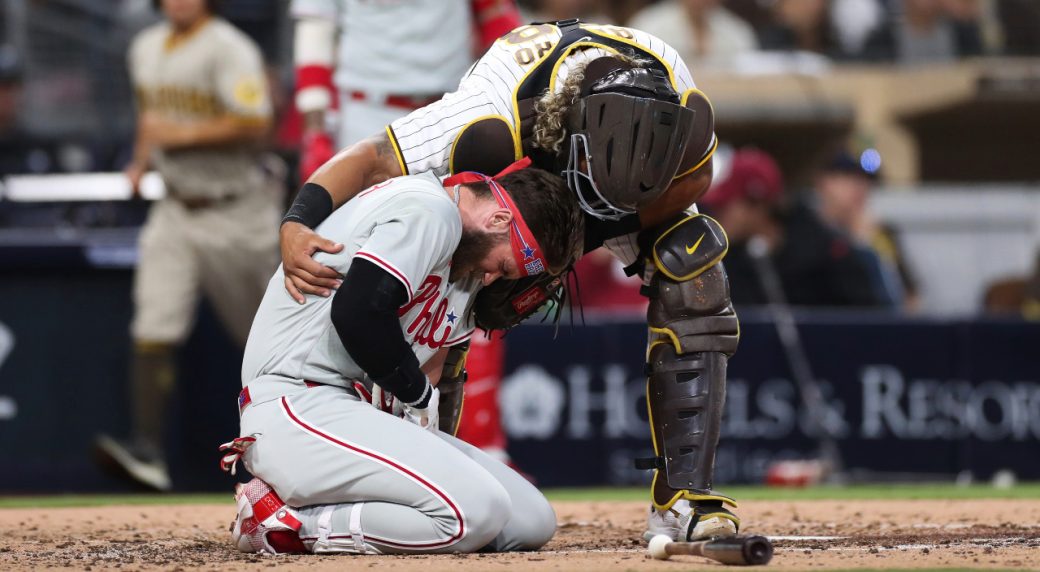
[813,150,914,308]
[703,148,889,307]
[219,162,583,554]
[699,148,786,305]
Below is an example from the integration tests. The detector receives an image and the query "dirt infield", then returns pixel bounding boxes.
[1,499,1038,570]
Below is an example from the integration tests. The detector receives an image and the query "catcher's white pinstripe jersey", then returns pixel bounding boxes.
[386,22,709,180]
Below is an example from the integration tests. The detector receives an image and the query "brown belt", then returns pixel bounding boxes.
[176,194,239,210]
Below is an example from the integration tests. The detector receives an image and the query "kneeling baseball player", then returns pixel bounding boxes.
[219,159,584,555]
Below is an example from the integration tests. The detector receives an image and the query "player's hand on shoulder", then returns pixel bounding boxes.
[280,222,344,304]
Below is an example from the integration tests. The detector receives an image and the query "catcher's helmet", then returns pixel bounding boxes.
[561,67,696,221]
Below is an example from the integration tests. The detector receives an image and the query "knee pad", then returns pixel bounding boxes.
[647,214,739,355]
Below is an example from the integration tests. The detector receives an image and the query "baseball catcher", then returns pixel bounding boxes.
[280,20,740,542]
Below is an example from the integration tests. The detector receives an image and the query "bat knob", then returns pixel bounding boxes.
[648,534,673,560]
[742,536,774,565]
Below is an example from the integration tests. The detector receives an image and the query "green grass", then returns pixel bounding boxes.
[545,483,1040,502]
[0,493,232,509]
[2,483,1040,509]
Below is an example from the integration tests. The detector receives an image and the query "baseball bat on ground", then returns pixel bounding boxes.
[647,534,774,565]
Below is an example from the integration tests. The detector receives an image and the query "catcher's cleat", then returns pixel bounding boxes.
[231,478,308,554]
[93,434,172,492]
[643,498,740,542]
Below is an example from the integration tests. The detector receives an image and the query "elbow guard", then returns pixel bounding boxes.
[294,18,337,113]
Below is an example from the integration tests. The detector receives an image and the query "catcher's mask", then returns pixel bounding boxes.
[562,67,696,221]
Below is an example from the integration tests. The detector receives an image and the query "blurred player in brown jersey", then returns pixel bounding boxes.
[94,0,282,491]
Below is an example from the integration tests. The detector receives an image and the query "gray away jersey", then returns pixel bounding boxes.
[242,173,478,393]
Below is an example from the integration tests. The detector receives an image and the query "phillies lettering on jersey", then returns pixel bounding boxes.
[399,275,460,349]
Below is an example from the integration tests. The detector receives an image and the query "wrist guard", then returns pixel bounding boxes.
[282,182,333,229]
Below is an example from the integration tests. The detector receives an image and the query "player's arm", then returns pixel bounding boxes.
[294,13,338,181]
[124,40,152,193]
[125,105,154,193]
[331,259,434,409]
[638,158,713,229]
[639,83,717,229]
[139,113,270,150]
[144,28,273,150]
[422,348,450,387]
[280,132,404,302]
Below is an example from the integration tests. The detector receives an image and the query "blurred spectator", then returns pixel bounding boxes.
[94,0,283,491]
[628,0,757,71]
[831,0,888,56]
[0,46,61,176]
[984,248,1040,319]
[703,148,889,308]
[757,0,839,56]
[863,0,985,64]
[572,248,647,314]
[995,0,1040,55]
[724,0,777,31]
[1022,251,1040,320]
[758,0,888,60]
[703,149,786,305]
[812,150,917,309]
[522,0,613,23]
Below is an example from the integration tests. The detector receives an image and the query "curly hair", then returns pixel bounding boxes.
[531,50,651,155]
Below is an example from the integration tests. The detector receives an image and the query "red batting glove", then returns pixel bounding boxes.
[299,130,336,183]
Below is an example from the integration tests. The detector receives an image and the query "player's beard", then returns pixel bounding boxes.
[450,229,503,283]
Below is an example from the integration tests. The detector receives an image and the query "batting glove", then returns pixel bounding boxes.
[352,380,401,415]
[402,385,439,433]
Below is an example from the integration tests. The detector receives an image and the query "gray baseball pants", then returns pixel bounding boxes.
[239,383,556,554]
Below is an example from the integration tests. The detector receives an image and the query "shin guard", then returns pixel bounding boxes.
[641,215,739,515]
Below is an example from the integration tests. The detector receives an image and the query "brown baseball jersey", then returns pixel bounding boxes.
[129,17,272,200]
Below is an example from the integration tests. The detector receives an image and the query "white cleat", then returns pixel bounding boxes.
[231,478,307,554]
[643,499,739,542]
